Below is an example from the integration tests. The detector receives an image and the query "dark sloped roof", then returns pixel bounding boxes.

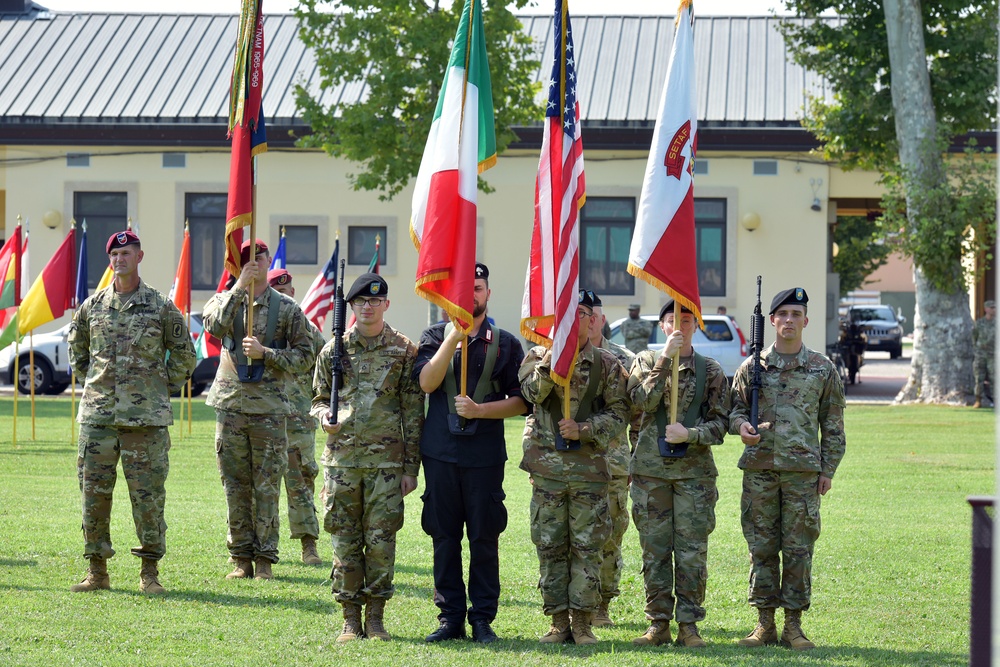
[0,11,833,149]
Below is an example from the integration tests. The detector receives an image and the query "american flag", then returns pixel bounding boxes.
[301,239,339,330]
[520,0,586,387]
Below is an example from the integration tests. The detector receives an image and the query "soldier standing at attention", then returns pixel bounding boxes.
[312,273,423,642]
[416,263,527,644]
[519,290,630,645]
[621,303,654,354]
[973,299,995,408]
[730,288,846,650]
[627,300,729,648]
[68,230,196,594]
[267,268,326,565]
[586,292,635,628]
[204,239,314,581]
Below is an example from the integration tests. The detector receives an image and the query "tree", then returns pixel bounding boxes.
[832,215,892,296]
[779,0,997,404]
[294,0,541,201]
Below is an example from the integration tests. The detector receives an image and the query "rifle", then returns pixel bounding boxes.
[330,259,347,425]
[749,275,764,431]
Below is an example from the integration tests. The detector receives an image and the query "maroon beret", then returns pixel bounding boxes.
[239,238,268,266]
[267,268,291,287]
[106,230,140,254]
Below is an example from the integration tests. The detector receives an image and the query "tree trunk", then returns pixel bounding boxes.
[883,0,974,404]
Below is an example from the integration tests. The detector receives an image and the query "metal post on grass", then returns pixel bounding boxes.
[968,495,992,667]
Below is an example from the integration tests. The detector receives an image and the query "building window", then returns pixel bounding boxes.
[694,198,726,297]
[162,153,186,168]
[348,226,387,267]
[283,225,318,265]
[186,193,227,291]
[753,160,778,176]
[74,192,127,288]
[67,153,90,167]
[580,197,635,295]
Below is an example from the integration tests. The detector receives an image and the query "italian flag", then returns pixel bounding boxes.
[410,0,496,333]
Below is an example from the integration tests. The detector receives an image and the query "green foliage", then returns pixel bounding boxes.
[878,143,997,293]
[293,0,541,201]
[0,398,991,665]
[832,215,892,295]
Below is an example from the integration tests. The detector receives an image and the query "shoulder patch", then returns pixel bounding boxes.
[172,322,184,340]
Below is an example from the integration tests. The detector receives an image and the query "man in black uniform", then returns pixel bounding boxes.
[415,263,527,644]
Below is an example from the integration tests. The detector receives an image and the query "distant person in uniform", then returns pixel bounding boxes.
[729,287,846,651]
[519,290,630,645]
[68,230,196,594]
[312,273,423,642]
[627,299,729,647]
[973,300,995,408]
[267,268,326,565]
[621,303,654,354]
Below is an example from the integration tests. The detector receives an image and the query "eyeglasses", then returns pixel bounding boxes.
[577,309,594,319]
[351,297,385,308]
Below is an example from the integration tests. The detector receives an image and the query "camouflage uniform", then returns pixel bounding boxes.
[284,321,325,541]
[69,282,196,562]
[627,350,729,623]
[312,322,423,604]
[204,285,314,563]
[729,344,846,611]
[519,343,629,615]
[973,316,995,402]
[597,338,635,609]
[620,317,654,354]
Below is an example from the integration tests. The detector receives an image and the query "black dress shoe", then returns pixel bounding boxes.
[471,620,499,644]
[426,620,467,642]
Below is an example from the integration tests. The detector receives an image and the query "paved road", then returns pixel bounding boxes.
[844,350,910,404]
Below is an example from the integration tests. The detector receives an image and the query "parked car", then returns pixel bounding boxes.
[845,304,904,359]
[608,314,748,379]
[1,312,219,396]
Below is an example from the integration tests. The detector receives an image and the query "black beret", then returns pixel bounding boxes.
[346,273,388,302]
[106,230,140,254]
[475,262,489,280]
[578,289,595,310]
[659,299,692,321]
[769,287,809,315]
[589,291,603,307]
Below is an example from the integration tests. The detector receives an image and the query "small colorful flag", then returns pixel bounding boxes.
[19,227,76,334]
[301,239,340,330]
[169,224,192,316]
[74,220,88,308]
[270,227,287,270]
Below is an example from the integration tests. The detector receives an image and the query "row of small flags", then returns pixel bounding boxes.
[0,0,702,396]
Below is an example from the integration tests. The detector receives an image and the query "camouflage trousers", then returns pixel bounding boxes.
[322,466,405,603]
[284,415,319,540]
[77,424,170,561]
[215,410,288,564]
[599,475,630,603]
[631,474,718,622]
[974,353,994,400]
[529,475,611,615]
[740,470,822,611]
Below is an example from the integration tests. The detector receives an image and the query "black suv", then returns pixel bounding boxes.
[846,304,905,359]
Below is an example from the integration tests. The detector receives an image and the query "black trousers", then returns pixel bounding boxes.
[421,457,508,624]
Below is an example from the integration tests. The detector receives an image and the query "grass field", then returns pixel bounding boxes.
[0,397,993,666]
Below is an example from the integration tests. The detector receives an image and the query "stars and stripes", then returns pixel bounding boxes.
[301,239,339,330]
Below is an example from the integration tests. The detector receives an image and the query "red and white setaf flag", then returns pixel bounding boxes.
[627,0,702,325]
[520,0,586,387]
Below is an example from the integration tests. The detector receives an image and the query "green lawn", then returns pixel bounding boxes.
[0,398,993,666]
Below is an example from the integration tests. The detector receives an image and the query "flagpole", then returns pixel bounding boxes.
[69,219,77,444]
[29,329,35,440]
[246,156,258,337]
[460,335,468,397]
[12,332,18,447]
[669,350,680,425]
[187,310,193,436]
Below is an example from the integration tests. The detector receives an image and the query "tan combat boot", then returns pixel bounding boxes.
[675,622,707,648]
[632,620,671,646]
[737,607,778,646]
[974,399,983,409]
[539,610,572,644]
[570,609,598,645]
[225,558,254,579]
[337,603,364,642]
[781,609,816,650]
[365,598,391,641]
[139,558,166,594]
[301,536,322,566]
[254,558,273,580]
[70,557,110,592]
[592,600,614,627]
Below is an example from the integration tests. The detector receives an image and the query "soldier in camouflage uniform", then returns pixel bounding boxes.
[621,303,654,354]
[312,273,423,642]
[973,299,995,408]
[586,292,635,628]
[627,299,729,648]
[267,268,326,565]
[730,287,846,651]
[519,290,630,645]
[204,239,315,582]
[68,230,196,594]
